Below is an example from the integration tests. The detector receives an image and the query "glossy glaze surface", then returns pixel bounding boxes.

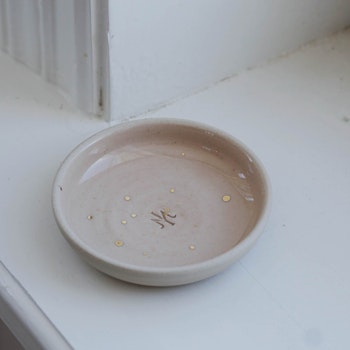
[53,119,270,285]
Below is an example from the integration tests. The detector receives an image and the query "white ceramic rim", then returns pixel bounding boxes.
[52,118,271,284]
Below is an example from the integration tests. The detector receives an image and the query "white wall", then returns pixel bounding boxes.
[108,0,350,120]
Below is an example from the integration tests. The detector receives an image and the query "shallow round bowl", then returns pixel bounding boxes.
[52,118,271,286]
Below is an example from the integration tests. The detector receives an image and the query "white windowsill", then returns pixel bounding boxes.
[1,28,350,349]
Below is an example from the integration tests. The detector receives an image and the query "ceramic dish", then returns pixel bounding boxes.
[52,118,270,286]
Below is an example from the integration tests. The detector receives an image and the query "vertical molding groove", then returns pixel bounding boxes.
[0,0,109,119]
[74,0,94,114]
[0,0,8,51]
[4,0,41,73]
[90,0,110,118]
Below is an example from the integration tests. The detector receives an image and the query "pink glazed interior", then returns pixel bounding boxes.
[54,120,269,276]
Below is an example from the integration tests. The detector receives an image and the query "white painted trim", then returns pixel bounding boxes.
[0,261,72,350]
[0,0,109,118]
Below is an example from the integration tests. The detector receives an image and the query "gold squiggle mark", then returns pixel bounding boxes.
[151,210,176,229]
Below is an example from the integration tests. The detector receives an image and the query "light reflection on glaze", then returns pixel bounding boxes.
[80,147,156,184]
[204,130,215,136]
[201,145,212,152]
[201,145,219,155]
[231,170,255,203]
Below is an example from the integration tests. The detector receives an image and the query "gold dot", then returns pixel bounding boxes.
[121,220,127,225]
[115,240,124,247]
[170,188,175,193]
[181,152,185,156]
[124,195,131,201]
[87,215,93,220]
[130,213,137,218]
[222,195,231,202]
[189,244,196,251]
[143,251,148,256]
